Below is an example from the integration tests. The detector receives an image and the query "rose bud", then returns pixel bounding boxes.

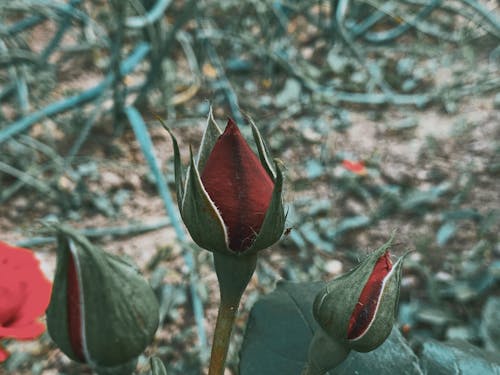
[46,224,159,369]
[163,108,285,254]
[313,234,406,353]
[0,242,52,362]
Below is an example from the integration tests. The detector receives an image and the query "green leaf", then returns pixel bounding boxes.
[436,221,457,246]
[239,281,320,375]
[332,216,371,238]
[419,339,500,375]
[239,281,422,375]
[481,297,500,352]
[401,183,451,212]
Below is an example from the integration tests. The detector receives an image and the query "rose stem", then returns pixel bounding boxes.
[208,252,257,375]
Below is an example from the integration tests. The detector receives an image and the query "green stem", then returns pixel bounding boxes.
[208,252,257,375]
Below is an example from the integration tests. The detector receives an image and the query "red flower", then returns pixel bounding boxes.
[0,242,52,362]
[201,119,274,251]
[342,160,367,175]
[347,251,393,340]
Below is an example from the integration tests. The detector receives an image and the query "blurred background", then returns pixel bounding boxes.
[0,0,499,374]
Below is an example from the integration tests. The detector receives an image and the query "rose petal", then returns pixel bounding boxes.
[0,242,52,326]
[347,251,392,340]
[0,280,25,326]
[342,160,367,175]
[0,343,9,362]
[0,320,45,339]
[201,119,274,251]
[11,274,52,326]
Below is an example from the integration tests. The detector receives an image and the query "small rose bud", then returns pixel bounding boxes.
[164,108,285,255]
[46,224,159,368]
[313,234,405,352]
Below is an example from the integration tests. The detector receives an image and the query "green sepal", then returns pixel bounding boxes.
[313,232,402,352]
[196,106,222,172]
[150,357,168,375]
[159,119,185,208]
[249,118,276,181]
[304,329,351,375]
[46,229,80,362]
[180,149,230,255]
[46,224,159,367]
[245,160,286,255]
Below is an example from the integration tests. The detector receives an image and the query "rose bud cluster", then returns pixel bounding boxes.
[46,224,159,371]
[0,242,52,362]
[164,109,285,256]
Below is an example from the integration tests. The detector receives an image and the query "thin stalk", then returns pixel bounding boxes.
[208,297,239,375]
[209,252,257,375]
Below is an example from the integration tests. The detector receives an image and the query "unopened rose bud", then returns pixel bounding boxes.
[313,234,405,352]
[164,109,285,255]
[46,225,159,368]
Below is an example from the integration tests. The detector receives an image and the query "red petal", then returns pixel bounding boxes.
[0,320,45,339]
[342,160,367,175]
[347,252,392,340]
[0,343,9,362]
[201,118,274,251]
[0,243,52,328]
[67,253,85,361]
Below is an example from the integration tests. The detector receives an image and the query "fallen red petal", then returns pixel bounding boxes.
[0,321,46,339]
[347,252,392,340]
[342,160,367,175]
[0,343,9,362]
[201,118,274,251]
[0,242,52,332]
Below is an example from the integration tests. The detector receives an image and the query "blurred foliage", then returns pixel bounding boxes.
[0,0,499,374]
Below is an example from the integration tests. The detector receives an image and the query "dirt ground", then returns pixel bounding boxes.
[1,1,499,374]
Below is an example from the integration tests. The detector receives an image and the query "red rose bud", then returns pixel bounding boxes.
[347,251,392,340]
[0,242,52,362]
[201,119,274,251]
[46,224,159,369]
[313,233,405,353]
[164,108,285,255]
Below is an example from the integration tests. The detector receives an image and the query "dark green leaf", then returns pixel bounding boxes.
[436,221,457,246]
[481,297,500,352]
[239,281,422,375]
[419,339,500,375]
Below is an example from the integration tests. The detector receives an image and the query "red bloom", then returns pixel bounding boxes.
[342,160,367,175]
[347,251,392,340]
[201,118,274,251]
[0,242,52,362]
